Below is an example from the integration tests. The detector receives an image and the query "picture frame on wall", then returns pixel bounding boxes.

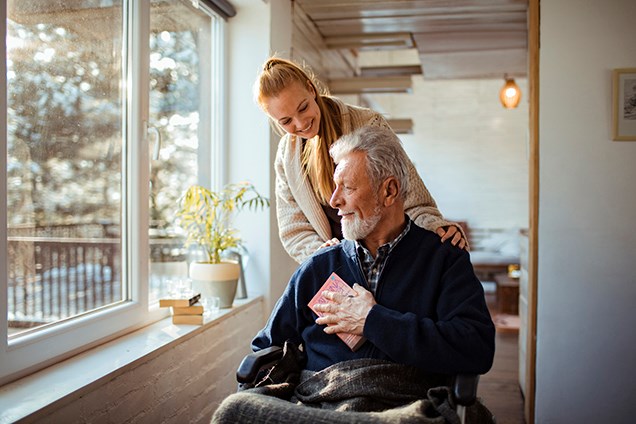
[612,68,636,141]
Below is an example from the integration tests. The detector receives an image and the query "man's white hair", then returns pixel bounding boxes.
[329,126,411,199]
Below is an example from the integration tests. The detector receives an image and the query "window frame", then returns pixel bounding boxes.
[0,0,225,386]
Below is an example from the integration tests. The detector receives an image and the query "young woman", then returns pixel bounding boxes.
[255,57,466,263]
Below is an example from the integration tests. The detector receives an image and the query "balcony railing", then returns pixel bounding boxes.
[7,222,197,332]
[7,236,122,329]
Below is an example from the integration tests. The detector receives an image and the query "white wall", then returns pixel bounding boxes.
[359,50,529,249]
[266,1,301,305]
[538,0,636,422]
[226,0,271,300]
[376,78,530,230]
[227,0,297,311]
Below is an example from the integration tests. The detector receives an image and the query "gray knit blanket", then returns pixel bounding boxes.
[212,343,495,424]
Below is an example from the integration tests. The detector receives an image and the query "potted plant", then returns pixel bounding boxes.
[176,182,269,308]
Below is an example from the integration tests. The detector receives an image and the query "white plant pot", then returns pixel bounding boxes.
[189,260,240,308]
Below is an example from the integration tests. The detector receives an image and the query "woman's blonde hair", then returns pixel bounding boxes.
[254,57,342,204]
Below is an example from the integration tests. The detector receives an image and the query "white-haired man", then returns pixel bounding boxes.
[213,126,495,423]
[252,125,495,373]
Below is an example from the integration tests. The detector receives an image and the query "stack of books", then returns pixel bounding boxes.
[159,293,204,325]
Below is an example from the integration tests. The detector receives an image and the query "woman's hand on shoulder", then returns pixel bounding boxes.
[318,238,341,250]
[436,225,467,250]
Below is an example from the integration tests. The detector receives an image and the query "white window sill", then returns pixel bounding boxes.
[0,296,262,424]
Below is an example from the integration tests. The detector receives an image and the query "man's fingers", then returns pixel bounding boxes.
[322,290,335,300]
[353,283,371,298]
[323,324,340,334]
[322,290,348,303]
[316,313,342,327]
[313,302,332,313]
[315,315,331,325]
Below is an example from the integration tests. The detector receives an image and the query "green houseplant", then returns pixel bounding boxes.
[176,182,269,307]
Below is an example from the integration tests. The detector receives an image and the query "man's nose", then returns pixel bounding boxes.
[329,188,341,208]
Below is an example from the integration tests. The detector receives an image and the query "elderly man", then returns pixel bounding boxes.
[213,126,495,423]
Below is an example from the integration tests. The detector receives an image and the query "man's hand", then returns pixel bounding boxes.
[436,225,467,250]
[313,284,376,336]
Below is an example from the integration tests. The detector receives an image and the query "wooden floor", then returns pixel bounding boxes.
[478,327,526,423]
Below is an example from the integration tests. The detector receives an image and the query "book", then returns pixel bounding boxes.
[172,314,204,325]
[172,305,204,315]
[159,293,201,308]
[308,272,366,352]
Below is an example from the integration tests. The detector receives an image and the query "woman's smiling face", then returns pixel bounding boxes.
[263,80,321,139]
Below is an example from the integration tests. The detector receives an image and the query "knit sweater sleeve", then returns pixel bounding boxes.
[274,137,328,263]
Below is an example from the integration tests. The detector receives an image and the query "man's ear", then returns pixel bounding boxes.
[381,177,400,206]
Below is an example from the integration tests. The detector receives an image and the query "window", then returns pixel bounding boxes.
[147,0,222,302]
[2,0,223,385]
[6,0,126,338]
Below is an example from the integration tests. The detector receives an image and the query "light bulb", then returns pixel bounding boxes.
[499,76,521,109]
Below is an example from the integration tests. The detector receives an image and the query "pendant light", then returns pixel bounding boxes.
[499,74,521,109]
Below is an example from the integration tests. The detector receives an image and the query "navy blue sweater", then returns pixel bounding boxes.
[253,223,495,375]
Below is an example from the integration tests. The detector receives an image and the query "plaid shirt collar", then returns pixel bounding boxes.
[355,218,411,295]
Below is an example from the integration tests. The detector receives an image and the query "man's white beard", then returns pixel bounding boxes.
[341,206,382,241]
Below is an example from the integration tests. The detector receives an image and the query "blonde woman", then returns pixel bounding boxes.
[255,57,466,263]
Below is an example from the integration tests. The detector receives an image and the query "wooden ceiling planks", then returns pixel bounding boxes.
[295,0,529,79]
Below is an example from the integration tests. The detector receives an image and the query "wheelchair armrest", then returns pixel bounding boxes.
[452,374,480,406]
[236,346,283,384]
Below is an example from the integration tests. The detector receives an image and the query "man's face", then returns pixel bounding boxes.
[329,151,382,241]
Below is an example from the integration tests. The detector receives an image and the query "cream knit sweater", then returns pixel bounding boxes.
[274,97,457,263]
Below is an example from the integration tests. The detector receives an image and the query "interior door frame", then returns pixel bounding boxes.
[526,0,539,422]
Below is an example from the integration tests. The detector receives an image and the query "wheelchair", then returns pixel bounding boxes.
[235,345,481,424]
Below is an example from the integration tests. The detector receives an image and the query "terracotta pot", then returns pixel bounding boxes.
[189,260,240,308]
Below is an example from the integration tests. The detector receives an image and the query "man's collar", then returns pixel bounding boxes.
[354,216,412,257]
